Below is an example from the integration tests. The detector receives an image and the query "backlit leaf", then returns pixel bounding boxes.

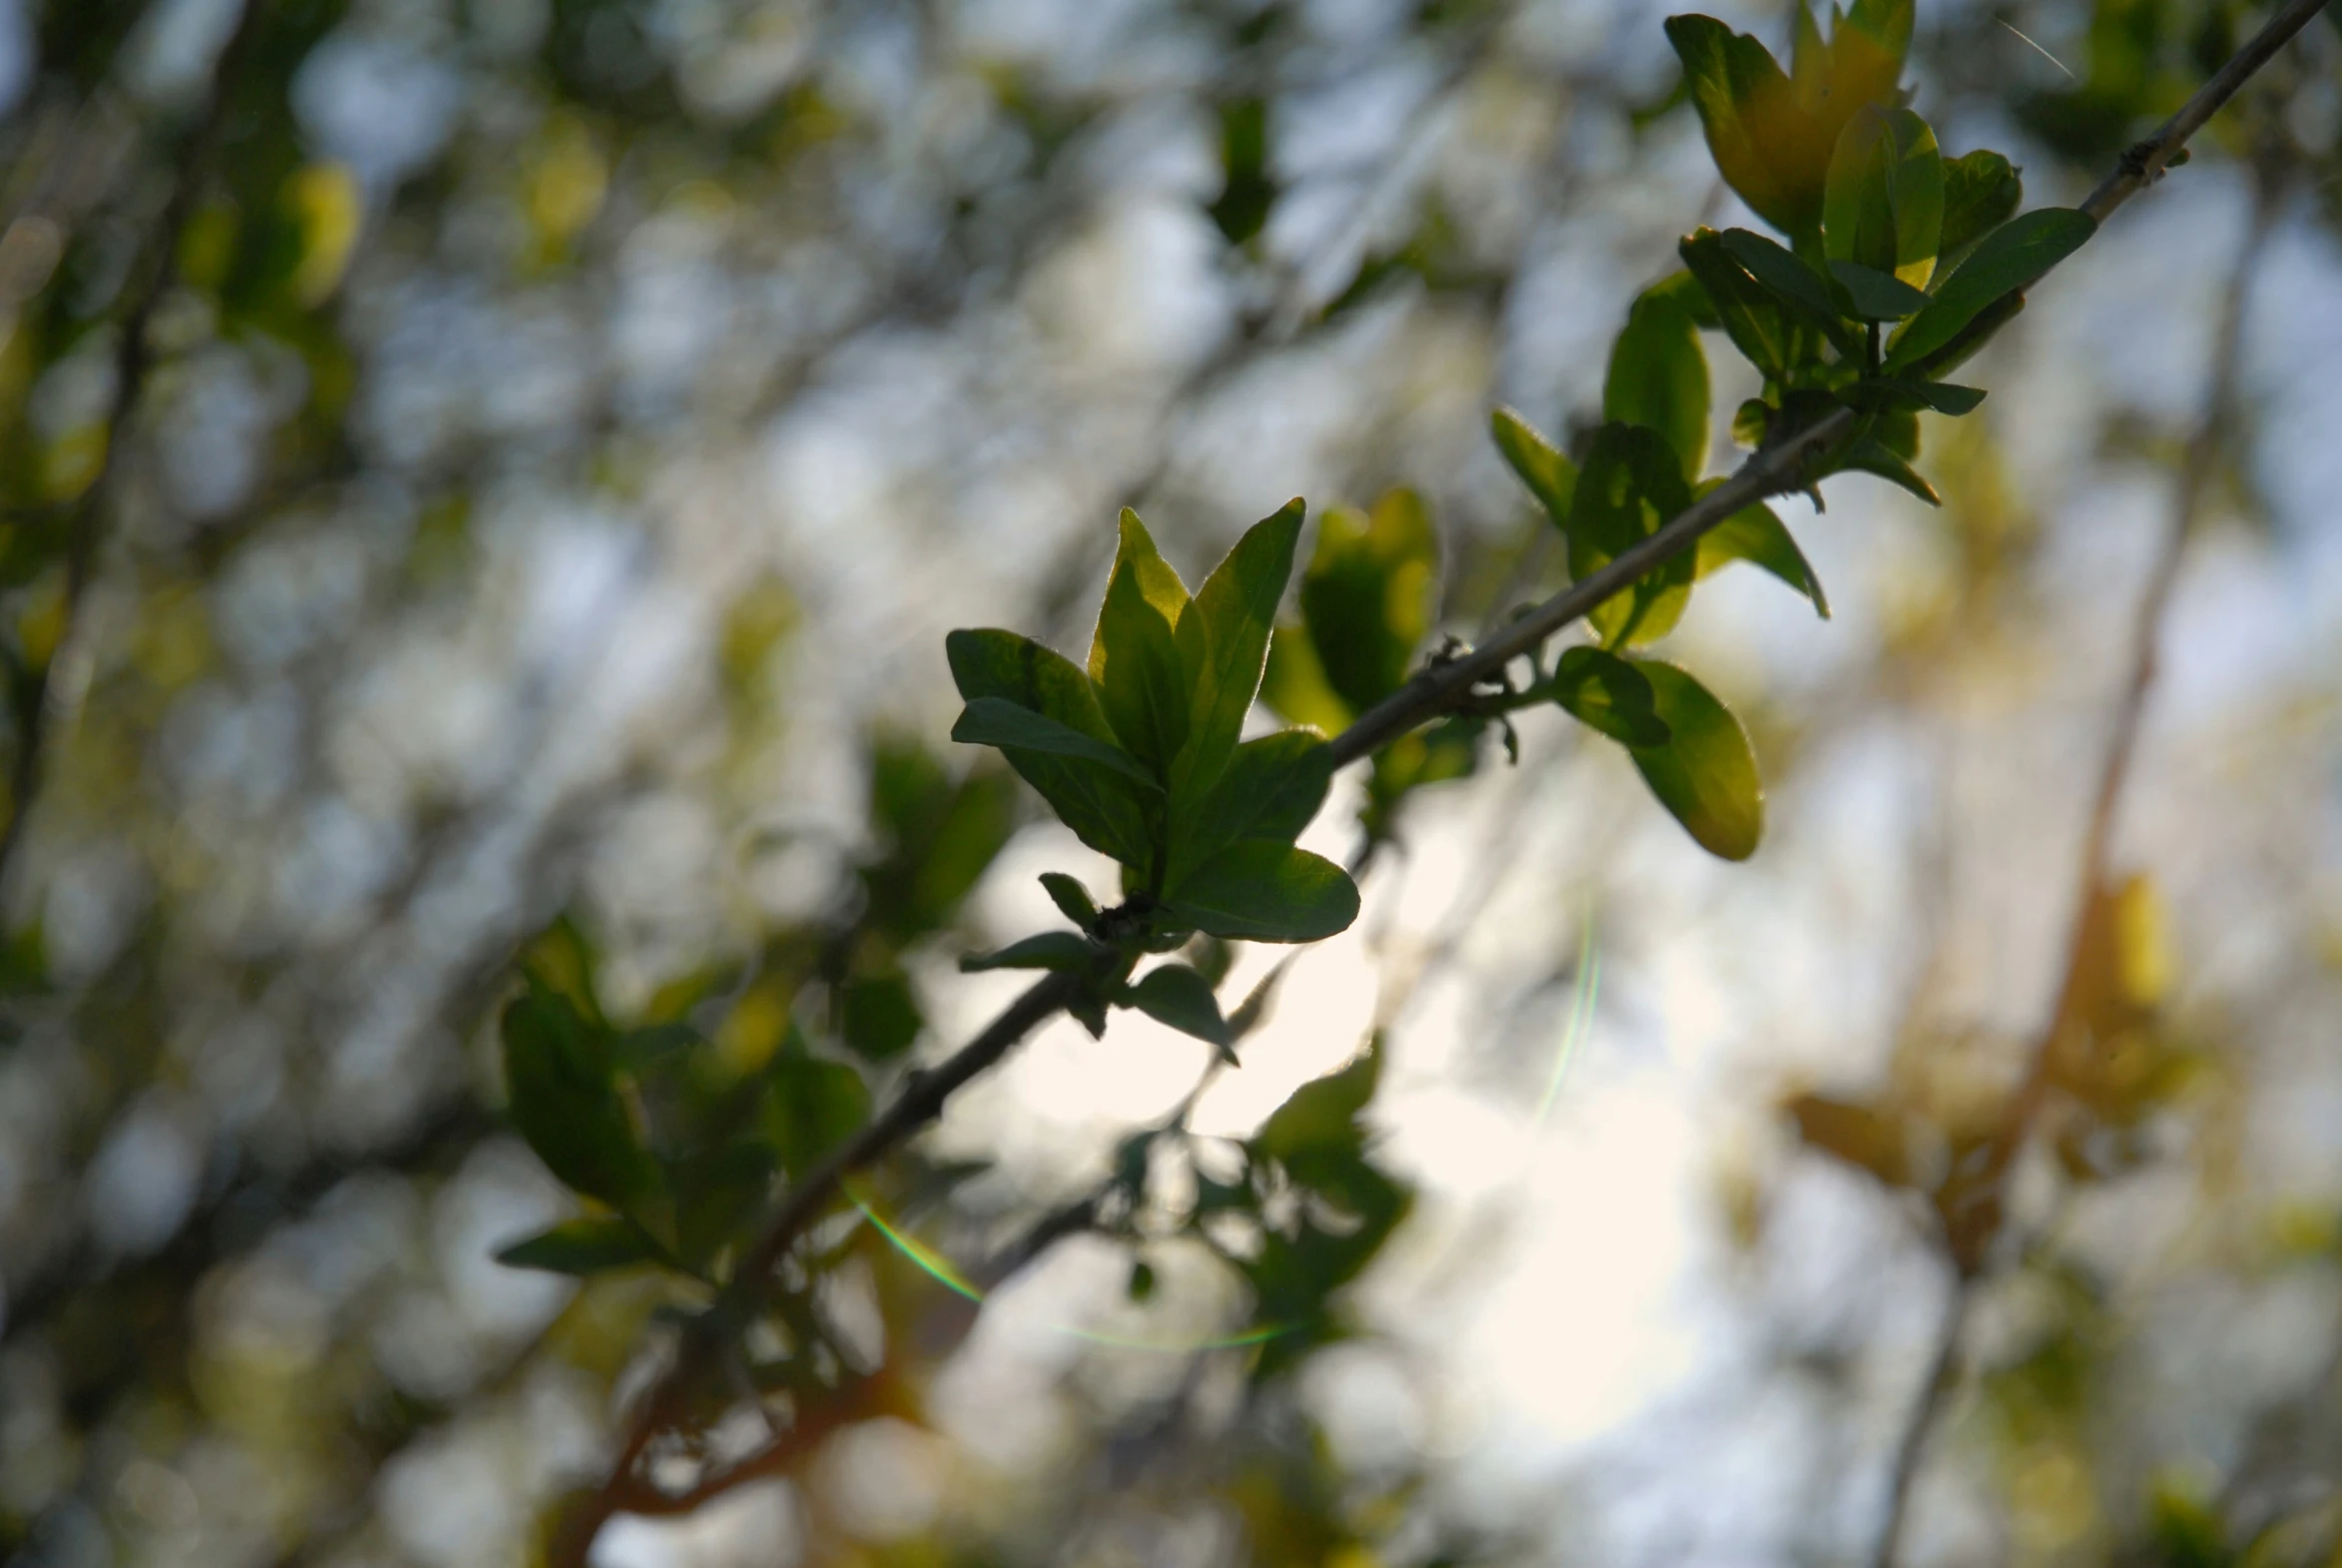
[1162,841,1359,944]
[1551,646,1670,748]
[1491,406,1578,529]
[1605,289,1711,482]
[1623,660,1764,860]
[1122,963,1232,1051]
[495,1216,658,1275]
[1886,207,2093,372]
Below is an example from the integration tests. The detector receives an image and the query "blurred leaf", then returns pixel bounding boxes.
[765,1039,872,1181]
[1209,97,1277,245]
[1623,660,1764,860]
[1823,106,1943,290]
[1937,149,2022,270]
[1887,208,2094,372]
[1550,646,1670,748]
[1693,490,1829,614]
[495,1216,658,1275]
[1089,509,1192,773]
[1572,423,1696,646]
[947,628,1158,868]
[1491,406,1579,529]
[1040,872,1100,930]
[1122,963,1233,1052]
[1605,289,1711,482]
[1296,489,1437,716]
[839,970,921,1061]
[1261,626,1353,732]
[1257,1038,1382,1168]
[960,932,1098,973]
[502,982,657,1207]
[1127,1258,1158,1301]
[1787,1093,1913,1187]
[1162,841,1359,944]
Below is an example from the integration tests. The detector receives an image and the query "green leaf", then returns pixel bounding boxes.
[1605,289,1711,483]
[1692,489,1829,615]
[1162,841,1359,944]
[1665,15,1806,236]
[1571,423,1696,647]
[1823,106,1943,289]
[950,697,1162,790]
[1256,1037,1382,1165]
[1861,378,1985,415]
[1718,229,1862,357]
[1171,729,1333,884]
[670,1141,779,1269]
[765,1042,871,1181]
[1886,207,2094,372]
[1844,0,1915,63]
[1491,406,1578,528]
[1937,149,2022,271]
[947,628,1159,869]
[501,983,657,1207]
[1088,510,1193,773]
[1829,260,1933,321]
[1296,488,1437,716]
[1624,660,1764,861]
[1680,229,1795,384]
[839,969,922,1061]
[1840,435,1941,504]
[495,1216,659,1275]
[1040,873,1100,930]
[1171,499,1305,802]
[1121,963,1233,1051]
[1260,625,1352,732]
[1551,646,1669,747]
[960,931,1099,972]
[1645,268,1721,330]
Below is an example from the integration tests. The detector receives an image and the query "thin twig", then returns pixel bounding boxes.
[556,10,2322,1558]
[0,0,271,908]
[1868,148,2281,1568]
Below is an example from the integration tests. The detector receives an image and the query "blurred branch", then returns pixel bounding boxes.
[553,11,2326,1561]
[1868,148,2284,1568]
[0,0,271,908]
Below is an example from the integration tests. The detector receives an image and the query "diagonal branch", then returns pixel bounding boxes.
[554,9,2328,1560]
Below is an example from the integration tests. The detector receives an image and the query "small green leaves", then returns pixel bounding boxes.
[495,1216,658,1276]
[1551,646,1669,747]
[1572,423,1696,647]
[960,931,1099,972]
[1172,499,1305,801]
[1605,289,1711,483]
[1040,872,1099,929]
[1886,207,2094,372]
[502,981,657,1208]
[1491,407,1577,528]
[1161,841,1360,944]
[1090,510,1193,773]
[947,628,1157,869]
[1680,229,1797,385]
[1823,106,1944,290]
[1171,730,1333,885]
[1717,229,1862,358]
[1623,660,1765,861]
[1842,435,1943,504]
[1120,963,1233,1055]
[1693,492,1830,615]
[1666,15,1808,236]
[1829,261,1933,321]
[1937,149,2023,268]
[951,697,1162,789]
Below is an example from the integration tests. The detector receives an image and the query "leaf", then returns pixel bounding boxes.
[501,983,657,1207]
[1840,435,1941,504]
[1861,378,1985,415]
[1679,228,1795,384]
[1665,15,1805,236]
[1829,260,1933,321]
[1623,660,1764,860]
[495,1216,658,1275]
[1823,106,1943,289]
[1256,1037,1382,1167]
[1571,423,1696,647]
[1171,499,1305,802]
[960,931,1098,972]
[1260,625,1352,733]
[1170,729,1333,884]
[1122,963,1233,1052]
[1788,1093,1913,1186]
[1088,510,1192,772]
[947,628,1158,869]
[1718,229,1862,357]
[1886,207,2094,372]
[950,697,1161,790]
[839,969,921,1061]
[1605,289,1711,483]
[1645,268,1721,329]
[1491,406,1578,528]
[1551,646,1669,748]
[1692,489,1830,615]
[1296,488,1437,716]
[1844,0,1915,63]
[1936,149,2022,270]
[1162,841,1359,944]
[1040,873,1099,930]
[765,1043,871,1181]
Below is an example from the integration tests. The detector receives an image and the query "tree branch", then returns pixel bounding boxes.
[556,8,2326,1559]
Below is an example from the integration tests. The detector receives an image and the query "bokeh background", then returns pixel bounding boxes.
[3,0,2341,1564]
